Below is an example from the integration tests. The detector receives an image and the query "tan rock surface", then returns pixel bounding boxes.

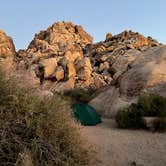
[18,21,94,90]
[76,57,92,80]
[27,22,93,55]
[1,22,162,97]
[0,30,16,58]
[39,58,57,78]
[1,21,165,118]
[90,45,166,117]
[54,66,64,81]
[119,45,166,97]
[0,30,16,73]
[67,62,76,78]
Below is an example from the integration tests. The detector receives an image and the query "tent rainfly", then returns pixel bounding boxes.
[71,103,102,126]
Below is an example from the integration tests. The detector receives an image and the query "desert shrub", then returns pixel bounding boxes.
[65,88,94,103]
[115,104,144,129]
[107,67,117,77]
[116,94,166,130]
[154,118,166,132]
[0,72,92,166]
[137,93,166,117]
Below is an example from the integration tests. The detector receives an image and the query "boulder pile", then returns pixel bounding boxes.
[15,22,160,92]
[16,22,95,91]
[0,30,16,73]
[89,45,166,117]
[0,30,16,57]
[0,21,165,117]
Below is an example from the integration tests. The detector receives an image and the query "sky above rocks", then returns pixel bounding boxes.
[0,0,165,49]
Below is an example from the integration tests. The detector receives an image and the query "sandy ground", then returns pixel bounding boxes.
[82,119,166,166]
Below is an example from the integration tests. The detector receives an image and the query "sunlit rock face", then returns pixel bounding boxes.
[27,21,93,57]
[0,30,16,73]
[0,30,16,58]
[16,22,94,91]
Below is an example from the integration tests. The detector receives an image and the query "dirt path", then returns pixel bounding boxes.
[82,119,166,166]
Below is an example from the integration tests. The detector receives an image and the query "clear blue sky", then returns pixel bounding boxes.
[0,0,165,49]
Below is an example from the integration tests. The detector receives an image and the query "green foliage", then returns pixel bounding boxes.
[154,118,166,132]
[116,94,166,130]
[115,104,144,129]
[107,67,117,77]
[0,72,92,166]
[138,93,166,117]
[66,88,94,103]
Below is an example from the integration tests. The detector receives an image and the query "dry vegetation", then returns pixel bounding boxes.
[0,71,92,166]
[116,93,166,131]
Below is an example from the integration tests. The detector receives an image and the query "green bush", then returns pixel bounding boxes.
[138,93,166,117]
[0,72,92,166]
[116,94,166,130]
[154,118,166,132]
[115,104,144,129]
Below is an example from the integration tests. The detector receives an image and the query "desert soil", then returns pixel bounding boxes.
[82,119,166,166]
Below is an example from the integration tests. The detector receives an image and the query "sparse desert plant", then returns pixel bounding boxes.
[116,94,166,130]
[0,71,92,166]
[153,117,166,132]
[115,104,144,129]
[137,93,166,117]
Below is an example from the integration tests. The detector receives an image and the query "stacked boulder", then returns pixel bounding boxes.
[0,30,16,57]
[15,23,161,93]
[16,22,93,91]
[89,45,166,117]
[0,30,16,73]
[84,30,160,82]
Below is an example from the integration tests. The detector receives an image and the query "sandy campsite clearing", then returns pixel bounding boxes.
[83,119,166,166]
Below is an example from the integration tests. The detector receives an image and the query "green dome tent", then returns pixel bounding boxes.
[71,103,101,126]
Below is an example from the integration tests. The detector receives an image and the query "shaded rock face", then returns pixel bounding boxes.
[119,45,166,97]
[83,30,160,91]
[89,45,166,117]
[85,31,159,69]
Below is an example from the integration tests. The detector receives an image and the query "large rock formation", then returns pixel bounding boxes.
[16,22,94,92]
[15,24,162,94]
[27,21,93,57]
[84,30,160,86]
[0,30,16,73]
[1,21,165,117]
[0,30,16,57]
[16,21,92,70]
[89,45,166,117]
